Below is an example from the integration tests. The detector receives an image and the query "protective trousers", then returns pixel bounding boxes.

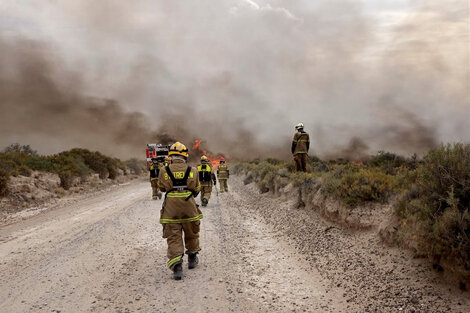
[150,179,160,199]
[219,179,228,192]
[163,221,201,268]
[294,153,308,172]
[201,185,212,201]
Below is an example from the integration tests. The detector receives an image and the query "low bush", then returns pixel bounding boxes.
[58,170,74,190]
[125,158,146,175]
[235,143,470,282]
[0,169,8,197]
[0,144,139,193]
[324,165,396,207]
[396,143,470,276]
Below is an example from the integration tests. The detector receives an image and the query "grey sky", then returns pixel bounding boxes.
[0,0,468,158]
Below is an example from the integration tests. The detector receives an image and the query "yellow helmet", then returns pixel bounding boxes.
[295,123,304,130]
[201,155,209,162]
[168,141,189,158]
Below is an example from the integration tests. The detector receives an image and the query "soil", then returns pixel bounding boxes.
[0,176,468,312]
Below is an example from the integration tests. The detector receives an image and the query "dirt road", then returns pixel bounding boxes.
[0,179,346,312]
[0,178,468,312]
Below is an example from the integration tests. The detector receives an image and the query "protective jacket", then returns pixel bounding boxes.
[158,159,202,224]
[149,162,159,180]
[197,162,216,187]
[291,131,310,155]
[217,164,229,180]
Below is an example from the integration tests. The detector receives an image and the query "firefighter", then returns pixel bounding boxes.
[197,155,216,207]
[291,123,310,172]
[149,159,162,200]
[217,157,229,192]
[158,142,202,280]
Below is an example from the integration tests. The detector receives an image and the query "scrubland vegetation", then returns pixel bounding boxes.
[0,144,146,191]
[234,144,470,282]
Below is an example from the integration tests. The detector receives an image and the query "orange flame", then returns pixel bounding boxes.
[208,155,221,169]
[351,161,364,166]
[192,139,202,150]
[192,139,223,169]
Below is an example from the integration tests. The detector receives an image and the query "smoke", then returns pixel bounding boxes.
[0,38,155,158]
[0,0,468,160]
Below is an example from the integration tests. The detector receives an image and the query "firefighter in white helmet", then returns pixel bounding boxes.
[292,123,310,172]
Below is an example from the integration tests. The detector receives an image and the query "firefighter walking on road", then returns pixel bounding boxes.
[197,155,216,207]
[217,157,229,192]
[158,142,202,280]
[149,159,162,200]
[292,123,310,172]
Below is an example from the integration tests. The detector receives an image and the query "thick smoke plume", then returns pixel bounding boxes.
[0,0,468,160]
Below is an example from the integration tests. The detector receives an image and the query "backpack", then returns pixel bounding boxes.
[198,164,212,182]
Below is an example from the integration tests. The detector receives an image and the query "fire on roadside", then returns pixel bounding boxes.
[191,139,223,169]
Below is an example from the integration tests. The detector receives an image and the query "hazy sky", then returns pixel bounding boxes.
[0,0,468,159]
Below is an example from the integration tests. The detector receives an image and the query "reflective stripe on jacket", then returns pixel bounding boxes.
[157,159,202,224]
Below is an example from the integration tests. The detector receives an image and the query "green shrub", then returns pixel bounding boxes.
[0,169,8,197]
[324,165,396,207]
[18,166,32,177]
[24,155,55,172]
[2,143,37,155]
[369,151,420,174]
[63,149,108,178]
[0,157,19,175]
[58,170,74,190]
[125,158,145,175]
[396,143,470,275]
[106,158,119,180]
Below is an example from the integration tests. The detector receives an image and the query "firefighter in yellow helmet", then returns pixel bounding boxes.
[157,142,202,280]
[197,155,217,207]
[292,123,310,172]
[217,157,229,192]
[149,159,162,200]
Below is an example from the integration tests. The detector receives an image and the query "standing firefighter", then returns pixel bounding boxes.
[292,123,310,172]
[197,155,216,207]
[158,142,202,280]
[217,157,229,193]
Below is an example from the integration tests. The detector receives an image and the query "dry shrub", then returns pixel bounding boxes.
[325,165,396,207]
[396,143,470,279]
[0,169,8,197]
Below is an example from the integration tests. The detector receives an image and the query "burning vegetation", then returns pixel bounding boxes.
[190,139,224,169]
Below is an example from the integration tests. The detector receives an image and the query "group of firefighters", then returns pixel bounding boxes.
[149,123,309,280]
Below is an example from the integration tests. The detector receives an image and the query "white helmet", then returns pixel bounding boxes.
[295,123,304,131]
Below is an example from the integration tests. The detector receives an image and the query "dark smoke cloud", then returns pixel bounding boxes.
[0,0,468,160]
[0,38,155,158]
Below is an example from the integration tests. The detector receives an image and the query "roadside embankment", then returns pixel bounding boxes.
[0,144,146,224]
[229,173,470,312]
[233,143,470,289]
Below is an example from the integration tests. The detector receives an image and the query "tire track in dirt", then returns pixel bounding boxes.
[0,178,347,312]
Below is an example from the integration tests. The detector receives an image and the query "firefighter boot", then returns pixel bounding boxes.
[188,253,199,269]
[201,198,208,207]
[172,262,183,280]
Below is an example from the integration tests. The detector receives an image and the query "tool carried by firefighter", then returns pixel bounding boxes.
[197,155,217,207]
[291,123,310,172]
[217,157,229,193]
[147,144,170,200]
[157,141,202,280]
